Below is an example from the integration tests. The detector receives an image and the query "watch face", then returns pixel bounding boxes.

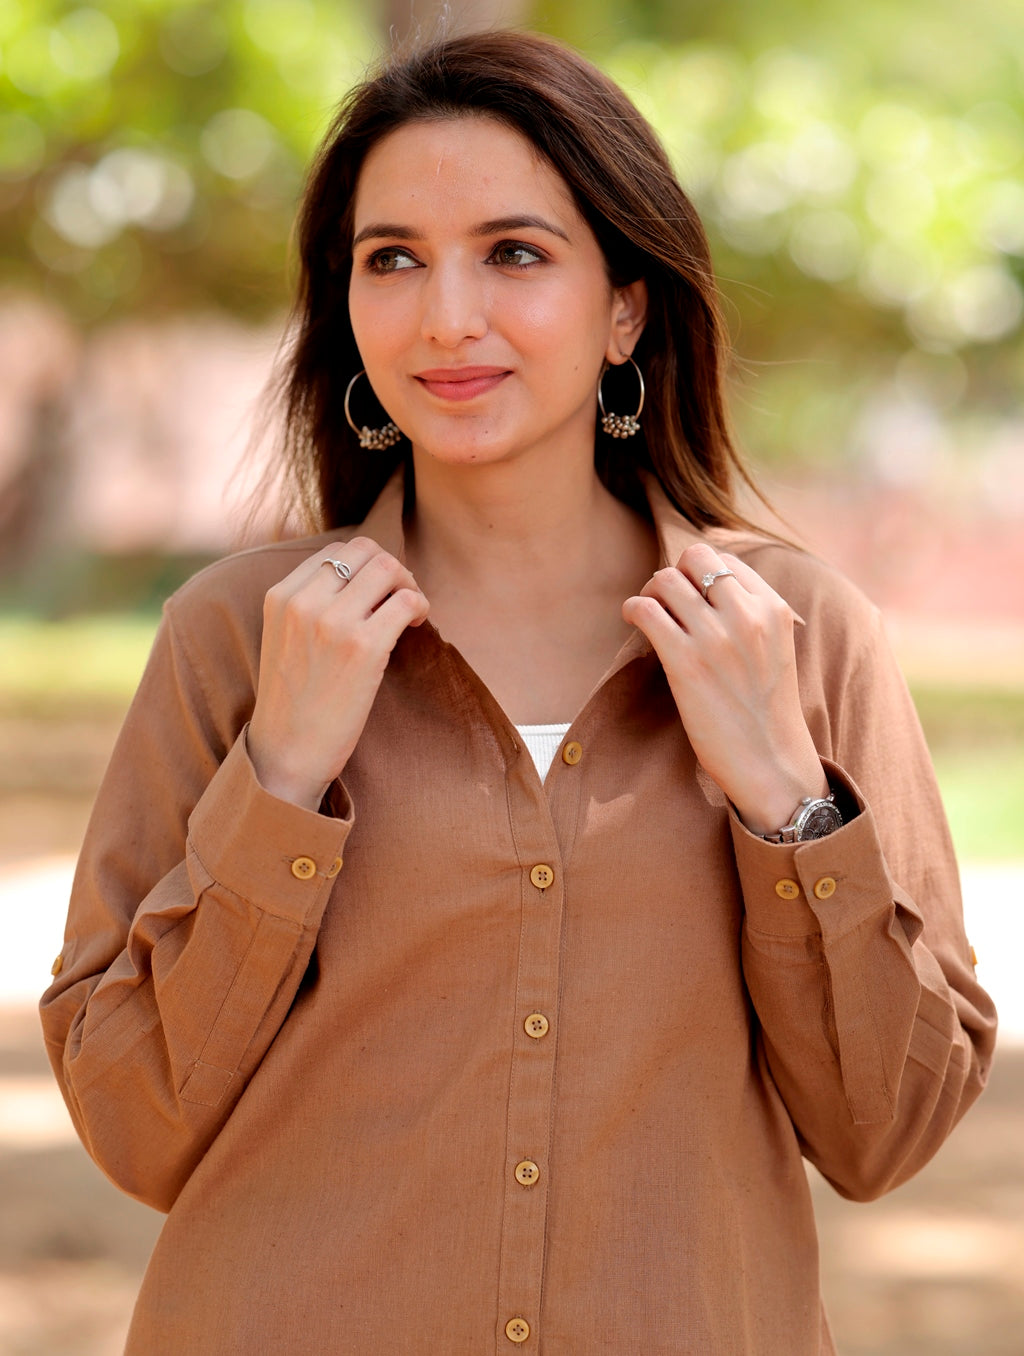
[798,802,843,840]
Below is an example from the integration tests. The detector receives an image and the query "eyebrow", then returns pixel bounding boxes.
[351,214,572,248]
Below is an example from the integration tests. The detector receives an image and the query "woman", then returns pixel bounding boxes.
[41,31,995,1354]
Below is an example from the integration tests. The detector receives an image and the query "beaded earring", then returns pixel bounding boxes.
[597,356,645,438]
[344,370,402,450]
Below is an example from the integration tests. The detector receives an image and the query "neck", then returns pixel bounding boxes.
[404,448,654,602]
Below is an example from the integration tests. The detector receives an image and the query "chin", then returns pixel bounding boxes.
[411,430,523,469]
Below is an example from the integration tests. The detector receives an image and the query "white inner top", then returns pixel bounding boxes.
[515,723,572,782]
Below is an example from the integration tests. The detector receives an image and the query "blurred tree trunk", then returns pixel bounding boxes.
[383,0,532,48]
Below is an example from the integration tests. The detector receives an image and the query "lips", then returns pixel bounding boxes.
[413,366,510,402]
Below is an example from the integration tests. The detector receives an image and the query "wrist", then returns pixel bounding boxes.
[245,727,333,813]
[733,768,830,838]
[256,772,330,814]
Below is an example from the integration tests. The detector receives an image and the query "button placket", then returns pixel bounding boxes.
[494,823,566,1353]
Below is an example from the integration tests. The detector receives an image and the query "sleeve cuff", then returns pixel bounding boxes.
[187,727,354,926]
[730,761,924,945]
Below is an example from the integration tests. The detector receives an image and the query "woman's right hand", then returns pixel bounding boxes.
[247,538,430,810]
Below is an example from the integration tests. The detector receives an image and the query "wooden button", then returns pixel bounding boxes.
[50,954,64,977]
[529,864,554,890]
[291,856,317,881]
[514,1160,540,1186]
[813,876,837,900]
[325,857,343,878]
[774,879,800,900]
[561,741,583,765]
[524,1013,550,1039]
[505,1318,530,1343]
[969,945,978,968]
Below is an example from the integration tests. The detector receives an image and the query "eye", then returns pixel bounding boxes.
[488,240,545,270]
[364,247,420,274]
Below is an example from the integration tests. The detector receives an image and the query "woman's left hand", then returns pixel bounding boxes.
[622,545,828,836]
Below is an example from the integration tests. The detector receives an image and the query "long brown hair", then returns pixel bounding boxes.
[273,30,766,531]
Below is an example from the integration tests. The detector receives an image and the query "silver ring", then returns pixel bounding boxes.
[700,568,735,600]
[322,559,352,582]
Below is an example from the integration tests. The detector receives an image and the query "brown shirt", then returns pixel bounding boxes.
[41,473,996,1354]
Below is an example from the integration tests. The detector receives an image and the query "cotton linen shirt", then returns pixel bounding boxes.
[41,472,996,1355]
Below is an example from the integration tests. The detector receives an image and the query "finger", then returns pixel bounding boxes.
[266,537,382,609]
[364,585,431,642]
[672,544,745,607]
[308,537,384,594]
[622,591,694,654]
[318,557,356,586]
[637,566,717,632]
[325,547,423,617]
[718,554,806,627]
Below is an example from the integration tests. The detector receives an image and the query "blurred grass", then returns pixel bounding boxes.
[1,615,1022,860]
[912,685,1024,861]
[0,614,157,712]
[930,747,1022,862]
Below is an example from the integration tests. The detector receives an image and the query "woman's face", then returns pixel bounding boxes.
[347,115,645,474]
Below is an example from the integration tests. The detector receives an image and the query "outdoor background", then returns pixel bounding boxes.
[1,0,1022,1352]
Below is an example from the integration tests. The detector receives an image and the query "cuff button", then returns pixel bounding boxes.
[291,856,317,880]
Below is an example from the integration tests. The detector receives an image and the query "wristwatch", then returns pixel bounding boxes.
[763,792,843,844]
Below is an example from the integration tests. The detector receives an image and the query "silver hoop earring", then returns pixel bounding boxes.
[598,355,645,439]
[344,370,402,451]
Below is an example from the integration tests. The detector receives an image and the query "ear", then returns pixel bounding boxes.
[605,278,648,364]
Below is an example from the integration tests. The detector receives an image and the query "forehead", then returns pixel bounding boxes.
[352,115,581,225]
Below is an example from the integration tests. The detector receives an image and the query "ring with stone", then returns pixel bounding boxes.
[322,559,353,582]
[700,568,735,601]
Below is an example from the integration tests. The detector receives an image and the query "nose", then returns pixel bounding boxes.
[419,257,488,348]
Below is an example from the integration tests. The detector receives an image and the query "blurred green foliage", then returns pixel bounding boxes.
[593,2,1024,461]
[0,0,377,318]
[0,0,1021,463]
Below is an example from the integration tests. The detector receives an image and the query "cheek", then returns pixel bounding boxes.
[511,284,611,354]
[348,288,406,369]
